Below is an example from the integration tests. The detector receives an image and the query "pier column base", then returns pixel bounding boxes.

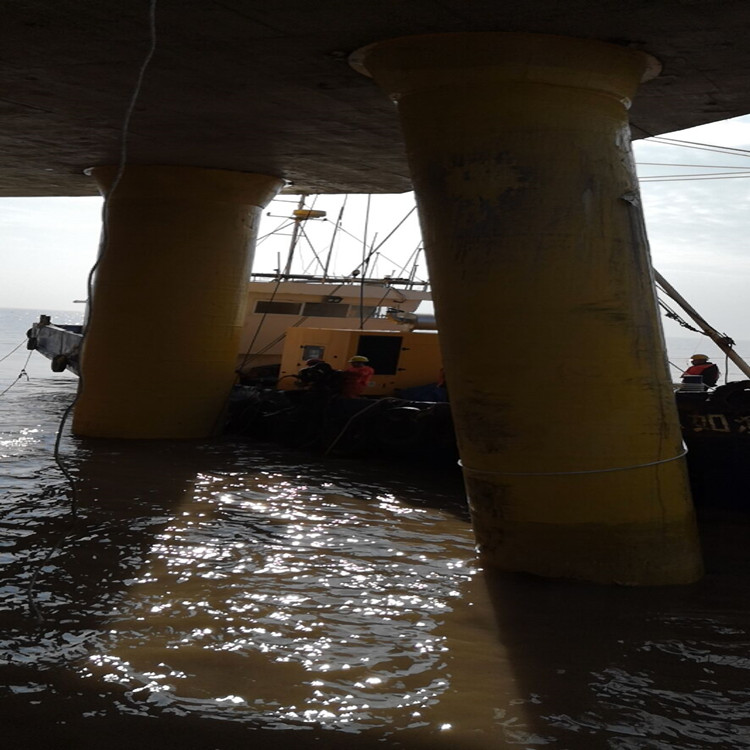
[352,33,702,584]
[73,166,283,439]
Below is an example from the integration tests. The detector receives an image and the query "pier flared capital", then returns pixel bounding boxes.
[86,165,284,208]
[350,32,660,110]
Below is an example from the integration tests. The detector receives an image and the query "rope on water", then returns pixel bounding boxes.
[0,349,33,398]
[324,398,399,456]
[0,338,26,364]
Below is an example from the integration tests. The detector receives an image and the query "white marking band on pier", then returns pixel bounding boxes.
[458,448,689,477]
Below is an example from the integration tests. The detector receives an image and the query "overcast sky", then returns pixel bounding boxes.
[2,115,750,351]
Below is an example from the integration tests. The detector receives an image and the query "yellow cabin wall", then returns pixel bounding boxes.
[278,327,443,396]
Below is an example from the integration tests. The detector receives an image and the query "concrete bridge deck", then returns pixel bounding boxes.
[2,0,750,196]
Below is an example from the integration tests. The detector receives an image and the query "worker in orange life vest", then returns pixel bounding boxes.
[681,353,719,387]
[341,355,375,397]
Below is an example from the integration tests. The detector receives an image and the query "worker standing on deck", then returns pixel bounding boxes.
[681,354,720,387]
[296,359,341,396]
[342,355,375,397]
[297,358,332,385]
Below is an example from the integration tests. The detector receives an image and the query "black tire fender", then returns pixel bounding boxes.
[708,380,750,412]
[51,354,68,372]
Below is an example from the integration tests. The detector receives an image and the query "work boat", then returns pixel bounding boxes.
[25,273,430,379]
[25,194,750,510]
[227,269,750,512]
[26,197,432,378]
[237,199,430,377]
[238,271,430,378]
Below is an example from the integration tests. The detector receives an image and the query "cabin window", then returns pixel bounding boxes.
[356,335,403,375]
[302,345,325,361]
[302,302,350,318]
[254,300,302,315]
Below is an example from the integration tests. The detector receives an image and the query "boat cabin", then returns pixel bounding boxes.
[277,327,443,397]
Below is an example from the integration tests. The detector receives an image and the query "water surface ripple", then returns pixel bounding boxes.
[2,310,750,748]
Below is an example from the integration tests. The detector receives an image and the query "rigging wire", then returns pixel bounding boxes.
[360,195,371,328]
[635,128,750,181]
[0,338,26,365]
[666,359,685,376]
[0,339,32,406]
[645,135,750,157]
[641,172,750,182]
[657,293,740,386]
[256,218,297,245]
[239,261,413,375]
[240,198,327,372]
[236,276,285,375]
[637,162,750,169]
[295,221,327,275]
[322,196,347,279]
[315,202,412,278]
[350,205,418,278]
[378,242,427,284]
[368,206,417,256]
[656,296,706,336]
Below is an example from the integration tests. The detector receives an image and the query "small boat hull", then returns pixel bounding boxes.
[26,316,82,375]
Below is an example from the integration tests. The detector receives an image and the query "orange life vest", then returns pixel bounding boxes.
[341,365,374,397]
[682,363,718,385]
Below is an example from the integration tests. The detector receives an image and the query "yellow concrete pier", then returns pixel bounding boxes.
[73,166,283,439]
[352,33,703,584]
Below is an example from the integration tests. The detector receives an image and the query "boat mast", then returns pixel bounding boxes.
[360,195,371,328]
[654,268,750,379]
[282,195,306,277]
[322,197,347,281]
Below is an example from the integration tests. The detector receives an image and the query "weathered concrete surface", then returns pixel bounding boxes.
[2,0,749,196]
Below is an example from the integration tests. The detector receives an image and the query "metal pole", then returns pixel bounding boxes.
[654,269,750,379]
[322,197,346,281]
[282,195,306,277]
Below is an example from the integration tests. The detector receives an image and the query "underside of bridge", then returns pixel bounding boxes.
[2,0,750,196]
[7,1,746,584]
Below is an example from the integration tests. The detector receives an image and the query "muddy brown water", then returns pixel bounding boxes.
[2,311,750,748]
